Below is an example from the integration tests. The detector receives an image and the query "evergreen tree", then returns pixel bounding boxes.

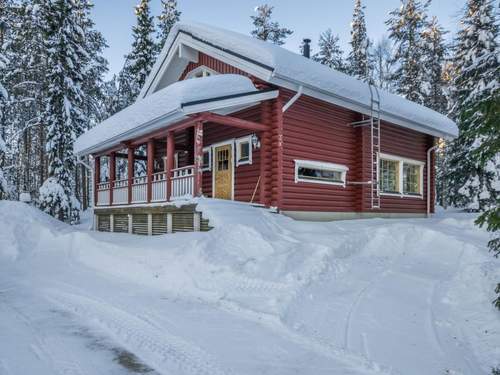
[124,0,156,102]
[421,16,448,114]
[251,4,292,45]
[157,0,181,51]
[77,0,109,128]
[348,0,371,81]
[0,37,8,198]
[370,37,396,91]
[445,0,499,212]
[115,58,140,112]
[313,29,347,72]
[38,0,87,223]
[0,0,16,198]
[386,0,429,103]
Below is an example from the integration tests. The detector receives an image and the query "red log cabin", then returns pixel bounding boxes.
[74,22,458,234]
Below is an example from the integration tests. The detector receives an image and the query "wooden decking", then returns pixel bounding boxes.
[94,204,211,235]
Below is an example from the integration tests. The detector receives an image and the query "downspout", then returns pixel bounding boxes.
[282,85,303,112]
[426,145,439,217]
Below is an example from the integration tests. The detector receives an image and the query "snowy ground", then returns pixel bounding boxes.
[0,199,499,375]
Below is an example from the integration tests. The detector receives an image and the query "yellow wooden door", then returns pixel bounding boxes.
[214,144,232,200]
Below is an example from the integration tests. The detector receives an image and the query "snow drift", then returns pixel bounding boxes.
[0,199,498,374]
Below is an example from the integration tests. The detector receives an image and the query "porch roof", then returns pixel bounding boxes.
[74,74,278,156]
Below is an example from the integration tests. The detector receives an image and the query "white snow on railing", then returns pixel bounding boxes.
[132,176,147,203]
[152,172,167,202]
[171,166,194,199]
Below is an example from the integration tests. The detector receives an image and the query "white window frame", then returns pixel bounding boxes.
[294,159,348,187]
[379,153,424,198]
[235,136,252,166]
[202,146,212,171]
[185,65,218,79]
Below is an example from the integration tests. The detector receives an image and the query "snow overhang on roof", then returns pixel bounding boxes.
[74,74,278,156]
[141,22,458,140]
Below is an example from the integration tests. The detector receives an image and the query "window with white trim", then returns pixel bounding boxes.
[294,160,348,186]
[235,136,252,166]
[202,147,212,171]
[379,153,424,196]
[185,66,218,79]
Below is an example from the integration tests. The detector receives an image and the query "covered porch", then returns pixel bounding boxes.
[93,111,270,207]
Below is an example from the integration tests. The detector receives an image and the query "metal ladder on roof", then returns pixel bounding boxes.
[369,83,381,209]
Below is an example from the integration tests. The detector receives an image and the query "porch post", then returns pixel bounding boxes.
[109,152,116,206]
[147,139,154,203]
[127,146,134,204]
[94,156,100,206]
[259,101,272,206]
[193,121,203,197]
[166,131,174,201]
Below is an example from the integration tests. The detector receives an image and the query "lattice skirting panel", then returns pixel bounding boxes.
[95,205,211,236]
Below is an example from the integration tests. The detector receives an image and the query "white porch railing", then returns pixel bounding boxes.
[97,182,110,206]
[131,176,148,203]
[171,166,194,199]
[112,179,129,205]
[152,172,167,202]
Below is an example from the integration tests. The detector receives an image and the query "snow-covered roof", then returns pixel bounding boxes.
[74,74,275,155]
[141,22,458,139]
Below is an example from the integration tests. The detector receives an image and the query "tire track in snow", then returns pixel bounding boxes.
[47,290,232,375]
[343,270,390,351]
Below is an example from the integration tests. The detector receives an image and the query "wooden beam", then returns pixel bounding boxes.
[146,139,154,203]
[127,146,134,204]
[109,152,116,205]
[166,132,175,201]
[94,156,100,206]
[193,122,203,197]
[204,113,268,132]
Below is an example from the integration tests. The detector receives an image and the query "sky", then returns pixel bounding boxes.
[91,0,466,79]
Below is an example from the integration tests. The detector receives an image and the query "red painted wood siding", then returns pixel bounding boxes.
[281,90,436,214]
[178,52,436,214]
[281,91,361,212]
[377,123,435,213]
[201,106,262,202]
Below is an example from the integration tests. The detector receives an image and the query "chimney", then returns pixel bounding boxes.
[302,38,311,58]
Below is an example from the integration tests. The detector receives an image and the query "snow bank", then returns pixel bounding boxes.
[0,200,69,260]
[1,200,498,373]
[148,22,458,138]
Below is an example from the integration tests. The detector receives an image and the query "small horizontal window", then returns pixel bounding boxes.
[294,160,348,186]
[235,136,252,166]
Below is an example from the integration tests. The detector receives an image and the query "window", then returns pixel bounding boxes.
[380,159,399,193]
[379,153,424,197]
[185,66,218,79]
[294,160,348,186]
[403,163,421,195]
[235,136,252,166]
[202,147,212,171]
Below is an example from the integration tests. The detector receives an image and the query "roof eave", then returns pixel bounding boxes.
[270,73,458,139]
